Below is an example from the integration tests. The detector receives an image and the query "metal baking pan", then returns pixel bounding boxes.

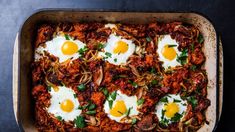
[13,9,223,132]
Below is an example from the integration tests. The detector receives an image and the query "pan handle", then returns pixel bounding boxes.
[218,38,223,120]
[12,33,19,125]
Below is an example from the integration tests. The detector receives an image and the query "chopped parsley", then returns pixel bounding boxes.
[56,116,62,121]
[74,116,86,128]
[176,48,188,65]
[132,118,137,125]
[97,43,105,50]
[173,99,181,103]
[198,34,204,44]
[78,103,89,110]
[151,80,158,85]
[191,43,195,52]
[187,96,198,109]
[114,58,117,62]
[150,67,156,74]
[190,65,197,71]
[171,113,183,122]
[73,94,77,98]
[160,97,168,103]
[47,86,51,92]
[86,110,96,115]
[88,104,96,110]
[78,46,88,56]
[137,98,145,106]
[161,110,166,119]
[160,118,169,126]
[110,91,117,100]
[107,91,118,109]
[128,80,138,88]
[77,84,86,91]
[105,52,112,58]
[108,100,113,109]
[100,87,109,97]
[160,110,169,126]
[64,34,70,40]
[168,44,177,47]
[146,36,152,42]
[125,107,133,117]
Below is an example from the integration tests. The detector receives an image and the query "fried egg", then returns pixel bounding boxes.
[47,86,81,121]
[98,34,135,65]
[157,35,181,69]
[104,90,139,123]
[35,34,86,62]
[155,94,187,125]
[105,23,117,29]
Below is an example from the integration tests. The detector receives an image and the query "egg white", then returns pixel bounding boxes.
[35,35,86,63]
[157,35,181,69]
[104,90,139,122]
[47,86,81,122]
[105,23,117,29]
[155,94,187,125]
[98,34,135,65]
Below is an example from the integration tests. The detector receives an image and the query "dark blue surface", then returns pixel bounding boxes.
[0,0,234,131]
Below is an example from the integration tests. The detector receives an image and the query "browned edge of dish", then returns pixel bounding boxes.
[13,9,222,132]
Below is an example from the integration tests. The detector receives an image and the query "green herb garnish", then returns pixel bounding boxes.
[47,86,51,92]
[97,43,105,50]
[78,103,89,110]
[114,58,117,62]
[86,110,96,115]
[128,80,138,88]
[125,107,133,117]
[78,46,88,56]
[132,118,137,125]
[108,100,113,109]
[110,91,117,100]
[190,65,197,71]
[105,52,112,58]
[171,113,183,122]
[198,34,204,44]
[88,104,96,110]
[150,67,156,74]
[137,98,145,106]
[100,87,109,97]
[168,44,177,47]
[176,48,188,65]
[74,116,86,128]
[56,116,62,121]
[77,84,86,91]
[160,118,169,126]
[65,34,70,40]
[160,97,168,103]
[173,99,181,103]
[151,80,158,85]
[161,110,166,119]
[191,43,195,52]
[146,37,152,42]
[73,94,77,98]
[187,96,198,109]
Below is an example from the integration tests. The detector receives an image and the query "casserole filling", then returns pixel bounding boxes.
[32,22,210,131]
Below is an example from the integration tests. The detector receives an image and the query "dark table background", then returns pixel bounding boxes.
[0,0,234,131]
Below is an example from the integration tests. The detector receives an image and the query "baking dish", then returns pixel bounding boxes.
[12,9,223,132]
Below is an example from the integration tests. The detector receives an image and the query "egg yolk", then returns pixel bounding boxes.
[60,99,74,112]
[161,45,177,60]
[61,41,78,55]
[164,102,179,118]
[53,86,59,92]
[110,100,127,117]
[113,41,129,54]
